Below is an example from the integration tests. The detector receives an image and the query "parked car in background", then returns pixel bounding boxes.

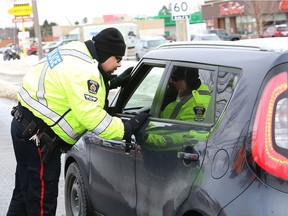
[192,33,221,41]
[3,43,21,60]
[64,38,288,216]
[0,46,5,53]
[43,39,77,54]
[161,34,176,42]
[204,28,242,41]
[1,43,18,54]
[263,24,288,37]
[42,41,57,54]
[26,44,37,55]
[134,36,167,61]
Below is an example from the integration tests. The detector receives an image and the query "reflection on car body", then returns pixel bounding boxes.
[64,38,288,216]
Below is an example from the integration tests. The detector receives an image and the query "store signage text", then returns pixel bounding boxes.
[279,0,288,11]
[8,4,32,16]
[219,2,245,16]
[12,17,33,23]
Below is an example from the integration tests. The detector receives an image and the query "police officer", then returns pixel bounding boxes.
[7,27,149,216]
[161,67,210,122]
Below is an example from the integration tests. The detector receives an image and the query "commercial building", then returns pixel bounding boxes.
[202,0,288,36]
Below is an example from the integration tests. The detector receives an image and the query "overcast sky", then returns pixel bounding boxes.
[1,0,204,28]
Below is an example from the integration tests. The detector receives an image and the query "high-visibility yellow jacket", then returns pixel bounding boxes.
[161,83,211,122]
[18,41,124,144]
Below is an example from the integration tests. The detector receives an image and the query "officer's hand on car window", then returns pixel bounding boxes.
[110,66,133,89]
[123,113,149,142]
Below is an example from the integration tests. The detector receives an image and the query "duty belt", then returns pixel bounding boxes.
[11,106,56,139]
[11,105,71,163]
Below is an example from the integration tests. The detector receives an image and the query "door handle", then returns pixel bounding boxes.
[122,136,136,154]
[177,151,199,161]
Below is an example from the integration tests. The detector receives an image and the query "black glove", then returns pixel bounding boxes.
[110,66,133,89]
[123,113,150,141]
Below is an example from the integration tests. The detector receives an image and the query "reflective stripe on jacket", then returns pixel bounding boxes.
[18,41,124,144]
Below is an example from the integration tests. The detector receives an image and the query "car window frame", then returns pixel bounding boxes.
[165,62,218,126]
[110,59,241,128]
[111,59,171,116]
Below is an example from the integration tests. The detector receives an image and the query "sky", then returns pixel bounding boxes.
[1,0,204,28]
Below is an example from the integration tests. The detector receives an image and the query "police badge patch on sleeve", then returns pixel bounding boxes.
[193,106,206,122]
[193,106,206,116]
[87,80,99,94]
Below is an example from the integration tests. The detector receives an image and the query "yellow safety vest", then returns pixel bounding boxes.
[18,41,124,144]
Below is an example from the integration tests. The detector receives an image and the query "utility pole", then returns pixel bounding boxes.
[176,19,189,41]
[31,0,43,60]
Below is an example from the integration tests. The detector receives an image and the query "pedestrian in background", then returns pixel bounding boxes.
[7,27,149,216]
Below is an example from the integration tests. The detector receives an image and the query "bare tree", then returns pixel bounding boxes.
[243,0,278,37]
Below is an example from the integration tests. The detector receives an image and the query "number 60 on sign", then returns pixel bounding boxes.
[171,1,191,20]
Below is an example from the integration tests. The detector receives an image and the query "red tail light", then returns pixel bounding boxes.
[251,72,288,180]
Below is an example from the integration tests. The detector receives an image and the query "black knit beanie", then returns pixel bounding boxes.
[92,27,126,63]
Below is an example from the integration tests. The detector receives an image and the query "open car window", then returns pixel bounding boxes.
[123,65,165,114]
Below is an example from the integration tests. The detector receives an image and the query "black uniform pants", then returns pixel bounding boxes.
[7,117,62,216]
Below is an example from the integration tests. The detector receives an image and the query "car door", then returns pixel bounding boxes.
[114,61,217,216]
[88,61,167,216]
[136,63,216,216]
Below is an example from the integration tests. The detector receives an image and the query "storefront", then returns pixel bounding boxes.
[202,0,288,36]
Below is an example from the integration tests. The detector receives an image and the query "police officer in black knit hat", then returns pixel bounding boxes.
[7,27,149,216]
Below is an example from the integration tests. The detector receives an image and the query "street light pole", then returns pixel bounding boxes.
[31,0,43,60]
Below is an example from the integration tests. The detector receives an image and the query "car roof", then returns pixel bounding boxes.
[233,37,288,51]
[143,39,288,71]
[139,36,166,41]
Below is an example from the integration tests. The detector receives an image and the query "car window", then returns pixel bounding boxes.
[215,68,240,121]
[124,66,165,111]
[278,27,288,31]
[120,62,240,126]
[218,30,227,36]
[147,39,166,48]
[160,65,214,123]
[158,65,240,124]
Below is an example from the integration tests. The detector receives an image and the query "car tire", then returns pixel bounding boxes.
[65,162,89,216]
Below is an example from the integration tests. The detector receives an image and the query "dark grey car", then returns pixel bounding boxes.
[64,40,288,216]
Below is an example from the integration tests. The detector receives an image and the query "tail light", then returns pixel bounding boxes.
[250,71,288,181]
